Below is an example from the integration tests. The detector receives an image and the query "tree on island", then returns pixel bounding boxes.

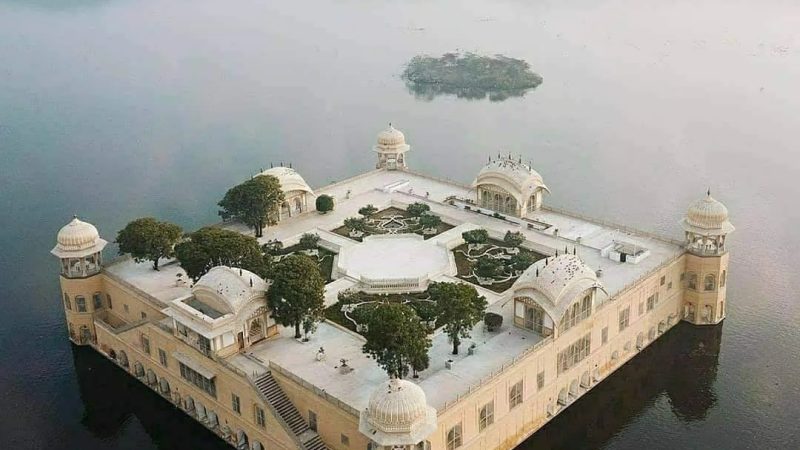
[175,227,268,280]
[462,229,489,246]
[358,204,378,218]
[298,233,320,251]
[218,175,285,238]
[361,302,431,379]
[429,281,487,355]
[344,217,367,232]
[418,213,442,231]
[267,254,325,339]
[115,218,183,271]
[406,202,431,217]
[503,230,524,248]
[316,194,334,214]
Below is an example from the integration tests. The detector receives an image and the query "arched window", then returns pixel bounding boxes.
[64,293,71,310]
[559,294,592,331]
[79,325,92,344]
[704,274,716,291]
[118,350,129,368]
[75,296,87,313]
[93,292,103,310]
[159,377,170,395]
[720,270,727,288]
[687,273,698,290]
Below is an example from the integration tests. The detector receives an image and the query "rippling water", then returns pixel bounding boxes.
[1,0,799,448]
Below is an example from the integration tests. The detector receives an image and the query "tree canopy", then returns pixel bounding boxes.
[510,252,537,272]
[503,230,525,248]
[429,281,487,355]
[218,175,284,237]
[361,302,431,379]
[418,213,442,230]
[316,194,334,213]
[344,217,367,232]
[406,202,431,217]
[358,204,378,217]
[267,254,326,339]
[475,256,502,278]
[298,233,320,250]
[116,217,183,270]
[462,229,489,245]
[175,227,267,280]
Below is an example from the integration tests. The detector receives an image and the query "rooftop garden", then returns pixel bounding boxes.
[453,229,546,293]
[402,52,543,102]
[331,202,453,242]
[264,233,336,282]
[324,289,437,334]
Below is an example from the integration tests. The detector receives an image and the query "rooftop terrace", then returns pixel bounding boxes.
[104,167,685,412]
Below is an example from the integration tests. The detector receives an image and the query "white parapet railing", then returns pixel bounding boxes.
[358,275,428,293]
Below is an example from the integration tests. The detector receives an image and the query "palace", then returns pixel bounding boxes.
[53,125,733,450]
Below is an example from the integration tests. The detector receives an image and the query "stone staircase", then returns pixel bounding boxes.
[253,372,328,450]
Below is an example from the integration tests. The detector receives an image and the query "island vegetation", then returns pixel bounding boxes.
[402,52,543,102]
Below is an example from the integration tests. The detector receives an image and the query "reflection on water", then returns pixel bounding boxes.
[72,347,229,450]
[403,79,533,103]
[520,323,721,450]
[71,324,719,450]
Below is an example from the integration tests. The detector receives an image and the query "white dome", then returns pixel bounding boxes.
[473,154,550,201]
[57,217,100,251]
[680,190,735,237]
[193,266,268,315]
[374,124,410,153]
[51,216,108,258]
[367,379,430,433]
[685,191,729,230]
[257,166,313,195]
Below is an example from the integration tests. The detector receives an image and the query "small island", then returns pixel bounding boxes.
[402,52,543,101]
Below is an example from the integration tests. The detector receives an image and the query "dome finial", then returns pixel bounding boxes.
[707,187,711,197]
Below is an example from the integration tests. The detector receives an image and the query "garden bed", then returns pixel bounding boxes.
[331,207,453,242]
[452,239,546,293]
[324,290,437,334]
[273,244,336,282]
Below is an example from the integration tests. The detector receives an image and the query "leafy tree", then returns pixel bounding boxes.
[315,194,334,213]
[262,239,284,256]
[218,175,285,238]
[475,256,502,278]
[418,213,442,230]
[344,217,367,232]
[462,229,489,245]
[175,227,267,280]
[361,303,431,379]
[267,254,325,339]
[510,252,536,272]
[429,282,487,355]
[298,233,320,250]
[116,217,182,271]
[358,204,378,218]
[503,230,524,248]
[406,202,431,217]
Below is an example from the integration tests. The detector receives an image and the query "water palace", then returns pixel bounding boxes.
[53,125,733,450]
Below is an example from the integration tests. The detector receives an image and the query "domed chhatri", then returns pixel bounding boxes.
[374,124,410,170]
[681,190,734,256]
[51,216,107,258]
[473,153,550,217]
[257,165,314,220]
[359,378,437,446]
[51,216,107,278]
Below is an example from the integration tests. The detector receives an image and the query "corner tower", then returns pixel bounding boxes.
[374,124,410,170]
[680,190,734,325]
[51,216,108,344]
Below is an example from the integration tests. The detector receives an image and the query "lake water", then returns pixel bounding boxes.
[1,0,799,448]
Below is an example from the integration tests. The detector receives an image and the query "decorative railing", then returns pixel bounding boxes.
[269,362,360,417]
[540,205,685,247]
[596,250,687,312]
[359,275,426,292]
[439,335,554,413]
